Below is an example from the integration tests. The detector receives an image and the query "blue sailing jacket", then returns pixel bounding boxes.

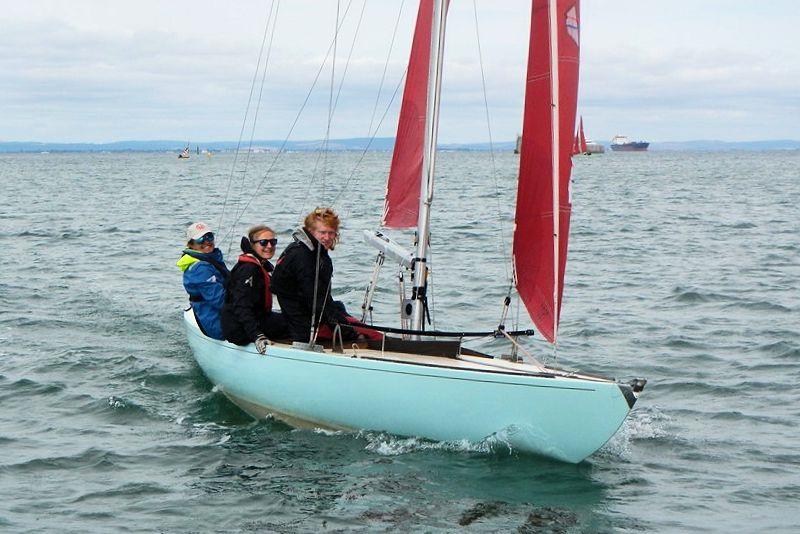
[176,248,229,339]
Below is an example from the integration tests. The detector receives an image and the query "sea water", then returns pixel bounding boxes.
[1,149,798,532]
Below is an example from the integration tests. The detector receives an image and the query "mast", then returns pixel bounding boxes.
[411,0,447,334]
[548,0,561,341]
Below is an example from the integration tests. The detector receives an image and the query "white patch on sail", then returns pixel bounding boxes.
[566,6,579,46]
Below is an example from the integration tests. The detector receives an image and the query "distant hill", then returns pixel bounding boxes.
[0,138,797,153]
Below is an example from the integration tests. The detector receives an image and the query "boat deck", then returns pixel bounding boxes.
[266,339,612,383]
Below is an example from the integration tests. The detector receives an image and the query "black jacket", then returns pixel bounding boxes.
[271,228,347,328]
[220,238,275,344]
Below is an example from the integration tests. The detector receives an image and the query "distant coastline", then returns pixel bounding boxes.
[1,138,798,153]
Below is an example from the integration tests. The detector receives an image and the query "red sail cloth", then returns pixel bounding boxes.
[514,0,580,343]
[572,128,581,155]
[578,116,588,153]
[381,0,435,228]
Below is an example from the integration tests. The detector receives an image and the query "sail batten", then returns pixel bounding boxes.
[514,0,580,343]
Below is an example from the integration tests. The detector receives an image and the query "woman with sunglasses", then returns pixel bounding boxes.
[177,222,230,340]
[221,225,288,353]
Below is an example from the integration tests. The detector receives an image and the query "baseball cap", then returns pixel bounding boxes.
[186,221,213,241]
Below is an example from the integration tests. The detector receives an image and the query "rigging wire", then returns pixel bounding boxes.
[330,66,406,208]
[366,0,406,136]
[427,242,436,331]
[329,0,408,210]
[472,0,510,284]
[322,0,342,198]
[472,0,521,335]
[236,0,282,231]
[217,0,277,248]
[305,0,369,216]
[222,0,358,241]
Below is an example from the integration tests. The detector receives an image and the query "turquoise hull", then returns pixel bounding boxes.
[184,311,637,463]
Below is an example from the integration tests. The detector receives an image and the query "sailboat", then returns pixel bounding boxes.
[178,143,191,159]
[572,116,603,155]
[184,0,645,463]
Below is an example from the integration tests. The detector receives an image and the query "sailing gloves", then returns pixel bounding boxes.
[254,334,271,354]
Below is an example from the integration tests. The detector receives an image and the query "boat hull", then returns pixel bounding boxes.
[184,311,635,463]
[610,142,649,151]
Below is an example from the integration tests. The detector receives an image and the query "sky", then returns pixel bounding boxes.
[1,0,798,144]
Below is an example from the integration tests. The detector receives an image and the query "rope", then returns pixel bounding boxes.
[339,320,536,339]
[310,239,323,343]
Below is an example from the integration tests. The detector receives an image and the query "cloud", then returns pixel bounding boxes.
[1,1,797,142]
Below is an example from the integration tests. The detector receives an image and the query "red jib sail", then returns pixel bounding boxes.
[381,0,435,228]
[514,0,580,343]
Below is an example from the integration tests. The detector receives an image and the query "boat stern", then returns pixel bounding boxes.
[617,378,647,408]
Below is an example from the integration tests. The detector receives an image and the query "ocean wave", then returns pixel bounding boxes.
[2,447,128,473]
[70,482,171,503]
[721,300,792,313]
[0,377,65,400]
[668,286,733,304]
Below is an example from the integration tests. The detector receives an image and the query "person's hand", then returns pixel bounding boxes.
[254,334,271,354]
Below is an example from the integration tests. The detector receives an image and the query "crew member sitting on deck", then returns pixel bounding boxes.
[177,222,229,340]
[271,207,379,344]
[221,225,288,354]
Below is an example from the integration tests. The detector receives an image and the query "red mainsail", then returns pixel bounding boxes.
[514,0,580,343]
[381,0,436,228]
[578,115,588,153]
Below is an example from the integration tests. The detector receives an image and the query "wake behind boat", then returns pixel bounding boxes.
[183,0,646,463]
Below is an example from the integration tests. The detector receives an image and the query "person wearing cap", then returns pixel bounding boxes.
[221,225,288,353]
[176,222,230,340]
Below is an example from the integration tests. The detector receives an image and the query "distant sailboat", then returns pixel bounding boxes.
[572,116,603,155]
[572,116,588,155]
[178,143,191,159]
[184,0,645,463]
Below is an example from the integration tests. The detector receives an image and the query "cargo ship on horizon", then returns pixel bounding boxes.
[610,135,649,152]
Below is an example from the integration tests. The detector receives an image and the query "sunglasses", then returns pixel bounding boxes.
[194,232,215,244]
[252,238,278,247]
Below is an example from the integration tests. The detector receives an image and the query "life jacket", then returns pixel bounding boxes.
[236,254,273,312]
